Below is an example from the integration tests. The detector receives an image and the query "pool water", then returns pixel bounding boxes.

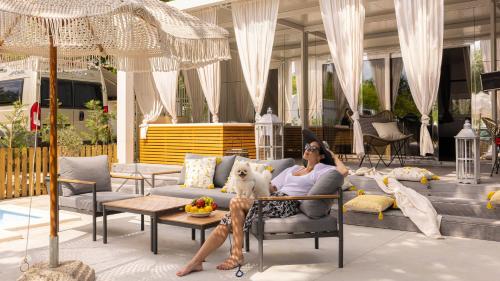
[0,209,42,228]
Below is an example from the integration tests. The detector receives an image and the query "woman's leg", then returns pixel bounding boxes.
[217,197,253,270]
[176,224,229,277]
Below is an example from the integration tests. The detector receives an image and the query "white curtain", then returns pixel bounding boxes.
[231,0,279,120]
[391,57,404,107]
[134,72,163,139]
[284,59,301,124]
[152,71,179,123]
[183,69,206,123]
[194,7,221,123]
[308,56,324,125]
[394,0,444,156]
[320,0,365,156]
[370,59,387,110]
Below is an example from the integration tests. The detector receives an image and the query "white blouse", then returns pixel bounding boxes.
[270,163,336,196]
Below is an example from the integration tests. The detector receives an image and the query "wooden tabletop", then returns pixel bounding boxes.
[103,195,192,213]
[158,210,228,226]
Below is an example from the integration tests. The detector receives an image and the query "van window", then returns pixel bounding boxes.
[41,78,73,108]
[73,82,103,109]
[0,79,23,105]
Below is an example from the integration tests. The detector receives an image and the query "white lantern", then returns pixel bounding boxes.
[455,120,480,184]
[255,108,284,160]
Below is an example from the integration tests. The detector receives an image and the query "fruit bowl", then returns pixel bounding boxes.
[184,196,218,218]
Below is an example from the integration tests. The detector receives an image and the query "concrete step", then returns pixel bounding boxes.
[332,207,500,242]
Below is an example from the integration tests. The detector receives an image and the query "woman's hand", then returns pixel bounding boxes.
[269,185,277,193]
[327,148,349,177]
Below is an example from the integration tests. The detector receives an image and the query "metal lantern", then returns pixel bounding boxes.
[455,120,481,184]
[255,108,284,160]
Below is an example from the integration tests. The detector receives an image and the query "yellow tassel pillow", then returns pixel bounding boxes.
[343,195,395,220]
[184,157,217,189]
[487,191,500,209]
[387,167,439,185]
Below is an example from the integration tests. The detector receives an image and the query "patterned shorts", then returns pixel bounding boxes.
[220,192,300,232]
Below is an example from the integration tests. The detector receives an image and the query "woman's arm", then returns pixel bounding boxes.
[327,149,349,177]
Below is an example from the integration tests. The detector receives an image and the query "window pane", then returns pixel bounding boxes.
[360,60,383,115]
[40,78,73,108]
[0,79,23,105]
[73,82,102,109]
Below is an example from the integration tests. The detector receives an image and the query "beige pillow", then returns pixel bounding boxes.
[372,122,406,140]
[387,167,439,185]
[184,157,217,189]
[487,191,500,209]
[343,195,395,220]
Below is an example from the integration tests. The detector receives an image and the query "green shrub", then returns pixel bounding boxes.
[83,100,116,145]
[0,101,33,148]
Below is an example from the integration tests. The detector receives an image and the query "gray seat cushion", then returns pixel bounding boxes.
[235,156,295,179]
[251,213,338,234]
[300,170,344,219]
[59,192,140,212]
[150,185,235,209]
[59,155,112,196]
[178,154,236,188]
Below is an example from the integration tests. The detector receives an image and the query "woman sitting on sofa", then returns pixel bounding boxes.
[177,129,348,277]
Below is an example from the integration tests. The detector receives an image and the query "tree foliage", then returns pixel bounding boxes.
[0,101,33,148]
[40,102,82,156]
[83,100,116,144]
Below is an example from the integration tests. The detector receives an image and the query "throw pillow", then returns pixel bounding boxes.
[387,167,439,185]
[343,194,395,220]
[372,122,406,140]
[178,154,236,187]
[300,170,344,219]
[184,157,217,189]
[59,155,112,196]
[487,191,500,209]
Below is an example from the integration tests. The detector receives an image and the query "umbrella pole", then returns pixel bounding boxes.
[49,34,59,268]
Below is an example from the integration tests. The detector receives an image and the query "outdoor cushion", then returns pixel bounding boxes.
[372,122,406,140]
[343,195,395,220]
[59,191,140,212]
[388,167,439,185]
[184,158,217,189]
[300,170,344,219]
[348,175,429,190]
[178,154,236,187]
[235,156,295,179]
[487,191,500,209]
[59,155,112,196]
[150,185,235,209]
[250,213,338,234]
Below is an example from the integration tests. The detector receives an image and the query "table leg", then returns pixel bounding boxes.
[200,228,205,247]
[103,206,107,244]
[150,216,154,252]
[191,228,196,240]
[153,214,158,255]
[141,214,144,231]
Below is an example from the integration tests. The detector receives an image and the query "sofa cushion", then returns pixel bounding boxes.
[300,170,343,219]
[59,155,111,196]
[251,213,337,234]
[184,157,217,189]
[178,154,236,187]
[235,156,295,179]
[150,185,235,209]
[59,191,140,212]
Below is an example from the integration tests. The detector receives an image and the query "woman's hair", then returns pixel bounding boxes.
[302,141,336,167]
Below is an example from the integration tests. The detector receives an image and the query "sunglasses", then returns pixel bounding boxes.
[305,143,321,153]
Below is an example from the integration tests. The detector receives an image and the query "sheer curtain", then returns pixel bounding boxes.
[183,69,206,123]
[152,71,179,123]
[308,56,324,125]
[333,74,348,123]
[391,58,404,108]
[394,0,444,156]
[194,7,221,123]
[134,72,163,139]
[369,59,387,110]
[320,0,365,156]
[231,0,279,120]
[284,60,294,123]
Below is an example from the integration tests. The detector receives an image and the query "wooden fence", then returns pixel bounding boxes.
[0,144,117,200]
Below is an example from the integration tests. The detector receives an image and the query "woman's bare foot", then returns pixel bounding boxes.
[176,262,203,277]
[216,256,243,270]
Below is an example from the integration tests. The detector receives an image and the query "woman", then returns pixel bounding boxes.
[176,129,348,277]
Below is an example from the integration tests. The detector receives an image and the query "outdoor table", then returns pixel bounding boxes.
[102,195,192,254]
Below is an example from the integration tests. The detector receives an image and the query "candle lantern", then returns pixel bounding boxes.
[255,108,283,160]
[455,120,480,184]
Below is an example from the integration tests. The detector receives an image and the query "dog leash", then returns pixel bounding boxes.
[228,233,244,278]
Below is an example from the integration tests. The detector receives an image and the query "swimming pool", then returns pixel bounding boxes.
[0,209,42,228]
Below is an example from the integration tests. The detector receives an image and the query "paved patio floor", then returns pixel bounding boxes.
[1,196,500,281]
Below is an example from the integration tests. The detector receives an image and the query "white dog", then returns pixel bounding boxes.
[230,162,272,199]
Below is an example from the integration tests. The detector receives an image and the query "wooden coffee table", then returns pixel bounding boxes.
[102,195,192,254]
[158,210,228,247]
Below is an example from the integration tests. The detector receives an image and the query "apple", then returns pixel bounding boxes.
[211,202,218,210]
[196,198,205,208]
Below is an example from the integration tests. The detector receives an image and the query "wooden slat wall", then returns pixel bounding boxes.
[139,124,256,165]
[0,144,116,200]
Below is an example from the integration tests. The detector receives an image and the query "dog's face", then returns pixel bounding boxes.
[234,162,251,180]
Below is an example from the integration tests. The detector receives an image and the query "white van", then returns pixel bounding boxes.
[0,67,116,137]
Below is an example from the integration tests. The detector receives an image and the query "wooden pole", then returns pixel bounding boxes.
[49,33,59,268]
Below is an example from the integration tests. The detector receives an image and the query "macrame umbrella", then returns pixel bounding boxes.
[0,0,229,270]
